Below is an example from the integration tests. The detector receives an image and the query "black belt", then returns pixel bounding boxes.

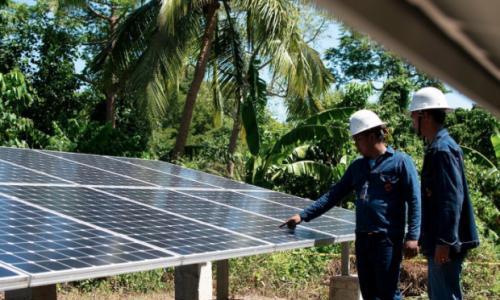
[357,231,384,236]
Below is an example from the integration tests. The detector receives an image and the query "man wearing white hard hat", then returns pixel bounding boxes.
[409,87,479,300]
[282,109,421,300]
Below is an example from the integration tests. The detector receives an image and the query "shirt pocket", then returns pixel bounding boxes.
[376,172,399,194]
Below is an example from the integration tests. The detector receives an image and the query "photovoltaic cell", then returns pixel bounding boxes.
[0,147,152,187]
[0,266,21,278]
[179,190,355,237]
[114,156,266,190]
[38,150,215,189]
[0,195,172,276]
[0,186,266,256]
[0,161,66,184]
[101,188,335,244]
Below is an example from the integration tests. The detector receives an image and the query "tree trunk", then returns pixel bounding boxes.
[105,88,116,128]
[172,2,219,159]
[226,95,242,178]
[105,14,119,128]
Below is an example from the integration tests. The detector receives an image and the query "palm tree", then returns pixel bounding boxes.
[93,0,333,169]
[51,0,139,128]
[211,0,334,176]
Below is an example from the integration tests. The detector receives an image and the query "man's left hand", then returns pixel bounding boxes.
[434,245,450,265]
[403,240,419,259]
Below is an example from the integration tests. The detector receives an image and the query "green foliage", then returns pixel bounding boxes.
[337,82,372,110]
[492,133,500,162]
[447,108,499,163]
[229,245,341,298]
[0,69,46,147]
[67,269,171,294]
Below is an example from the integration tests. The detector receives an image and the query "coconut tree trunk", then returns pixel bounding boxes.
[105,88,116,128]
[105,13,119,128]
[172,2,219,159]
[226,96,242,177]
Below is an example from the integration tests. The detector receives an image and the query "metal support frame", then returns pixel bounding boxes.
[341,241,350,276]
[5,285,57,300]
[216,259,229,300]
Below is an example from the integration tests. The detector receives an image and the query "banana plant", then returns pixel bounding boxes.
[246,107,354,188]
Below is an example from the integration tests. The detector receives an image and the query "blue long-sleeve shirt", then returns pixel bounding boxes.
[300,147,421,241]
[420,128,479,256]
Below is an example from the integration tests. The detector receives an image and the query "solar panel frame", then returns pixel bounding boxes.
[0,264,28,291]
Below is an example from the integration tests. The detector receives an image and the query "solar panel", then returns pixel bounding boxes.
[0,147,355,292]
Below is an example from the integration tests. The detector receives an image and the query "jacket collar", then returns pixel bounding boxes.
[428,127,449,149]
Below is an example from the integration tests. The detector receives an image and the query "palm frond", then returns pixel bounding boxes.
[91,0,203,123]
[302,107,355,125]
[270,160,333,182]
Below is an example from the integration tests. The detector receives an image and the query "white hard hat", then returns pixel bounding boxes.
[409,87,452,112]
[349,109,385,136]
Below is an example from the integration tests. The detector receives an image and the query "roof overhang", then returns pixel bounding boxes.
[316,0,500,116]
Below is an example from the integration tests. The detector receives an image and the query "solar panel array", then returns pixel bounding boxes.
[0,147,355,291]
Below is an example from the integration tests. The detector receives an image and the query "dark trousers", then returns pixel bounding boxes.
[355,232,403,300]
[427,252,466,300]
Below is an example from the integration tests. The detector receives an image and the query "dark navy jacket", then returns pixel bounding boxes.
[420,128,479,256]
[300,147,421,241]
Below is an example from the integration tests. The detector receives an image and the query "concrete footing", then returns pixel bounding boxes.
[329,275,362,300]
[4,285,57,300]
[175,262,213,300]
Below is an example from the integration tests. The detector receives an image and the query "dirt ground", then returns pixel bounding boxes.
[1,291,287,300]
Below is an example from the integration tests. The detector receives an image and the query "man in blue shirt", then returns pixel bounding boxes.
[409,87,479,300]
[282,109,421,300]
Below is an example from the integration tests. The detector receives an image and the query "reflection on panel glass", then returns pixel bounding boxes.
[237,190,356,225]
[180,190,355,237]
[115,156,266,190]
[40,150,215,189]
[104,188,338,244]
[0,196,170,275]
[0,161,65,184]
[0,148,151,186]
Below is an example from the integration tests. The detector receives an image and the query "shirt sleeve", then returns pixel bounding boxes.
[299,163,355,222]
[400,155,421,241]
[433,150,464,246]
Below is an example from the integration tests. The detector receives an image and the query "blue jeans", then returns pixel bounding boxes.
[427,252,466,300]
[355,232,403,300]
